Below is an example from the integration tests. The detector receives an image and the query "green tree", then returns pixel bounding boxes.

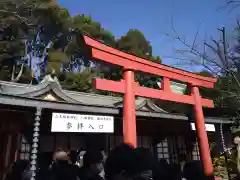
[115,29,161,88]
[0,0,163,93]
[59,26,162,92]
[58,67,101,92]
[55,14,118,92]
[72,14,115,46]
[116,29,161,63]
[56,14,116,71]
[0,0,71,82]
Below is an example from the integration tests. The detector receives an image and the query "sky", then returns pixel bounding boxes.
[57,0,239,71]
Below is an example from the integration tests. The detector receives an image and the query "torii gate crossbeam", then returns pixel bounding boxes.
[83,35,217,176]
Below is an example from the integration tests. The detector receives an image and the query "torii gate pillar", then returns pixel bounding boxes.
[123,69,137,147]
[83,35,217,176]
[192,86,213,174]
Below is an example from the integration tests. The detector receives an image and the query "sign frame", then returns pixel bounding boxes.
[51,113,114,133]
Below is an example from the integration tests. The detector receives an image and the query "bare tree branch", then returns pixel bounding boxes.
[165,16,240,112]
[11,64,15,81]
[218,0,240,12]
[166,18,239,76]
[11,63,24,82]
[237,19,240,28]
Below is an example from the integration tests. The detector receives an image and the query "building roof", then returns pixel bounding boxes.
[0,75,232,124]
[0,74,167,112]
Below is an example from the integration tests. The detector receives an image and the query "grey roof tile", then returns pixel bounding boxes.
[0,76,232,123]
[0,75,166,111]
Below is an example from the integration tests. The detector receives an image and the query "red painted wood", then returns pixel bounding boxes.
[94,78,214,108]
[136,86,213,108]
[83,35,216,88]
[91,48,215,88]
[93,79,125,94]
[84,35,216,175]
[192,86,213,175]
[162,77,171,92]
[123,70,137,147]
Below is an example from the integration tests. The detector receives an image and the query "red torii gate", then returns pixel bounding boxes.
[83,35,217,176]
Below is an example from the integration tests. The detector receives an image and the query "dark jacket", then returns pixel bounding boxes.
[5,160,31,180]
[78,167,104,180]
[44,161,79,180]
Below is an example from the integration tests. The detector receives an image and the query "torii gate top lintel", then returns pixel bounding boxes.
[83,34,216,175]
[83,35,216,88]
[83,35,216,108]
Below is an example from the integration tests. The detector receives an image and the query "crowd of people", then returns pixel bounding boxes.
[4,143,218,180]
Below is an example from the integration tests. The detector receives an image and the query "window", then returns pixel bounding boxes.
[192,141,200,160]
[19,136,31,160]
[156,138,169,163]
[167,136,189,164]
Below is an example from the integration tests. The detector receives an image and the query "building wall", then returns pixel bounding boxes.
[107,133,201,164]
[156,138,170,162]
[38,134,108,152]
[16,109,230,169]
[155,135,200,164]
[153,124,230,165]
[19,136,31,160]
[109,135,153,151]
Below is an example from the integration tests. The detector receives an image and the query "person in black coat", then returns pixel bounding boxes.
[105,144,159,180]
[44,149,79,180]
[104,143,136,180]
[77,150,104,180]
[183,161,215,180]
[5,160,31,180]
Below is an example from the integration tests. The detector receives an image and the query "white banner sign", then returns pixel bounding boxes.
[51,113,114,133]
[190,123,215,132]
